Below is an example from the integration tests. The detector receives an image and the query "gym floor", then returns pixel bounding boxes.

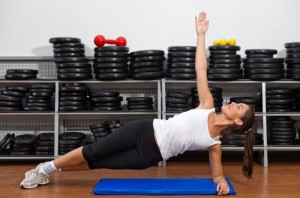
[0,161,299,198]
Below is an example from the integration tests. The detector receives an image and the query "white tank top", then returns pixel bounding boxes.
[153,108,221,160]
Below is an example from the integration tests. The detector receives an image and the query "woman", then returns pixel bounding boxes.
[20,12,255,196]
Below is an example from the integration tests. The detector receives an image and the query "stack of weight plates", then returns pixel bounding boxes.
[5,69,38,80]
[129,50,165,80]
[222,132,263,146]
[191,87,223,112]
[35,133,54,155]
[230,95,262,112]
[59,132,86,155]
[268,116,296,145]
[0,134,14,154]
[90,122,110,142]
[50,37,92,80]
[166,91,190,112]
[166,46,196,80]
[266,88,295,112]
[294,88,300,111]
[243,49,284,80]
[108,121,124,133]
[0,86,25,111]
[10,134,36,155]
[208,46,242,81]
[89,91,123,111]
[126,97,154,111]
[24,84,55,111]
[59,83,89,111]
[94,46,129,80]
[285,42,300,80]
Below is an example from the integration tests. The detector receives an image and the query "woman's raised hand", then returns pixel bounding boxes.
[195,11,209,35]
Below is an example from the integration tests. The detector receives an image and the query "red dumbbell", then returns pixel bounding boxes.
[94,35,127,47]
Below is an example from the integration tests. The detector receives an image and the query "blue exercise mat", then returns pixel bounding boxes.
[94,177,236,195]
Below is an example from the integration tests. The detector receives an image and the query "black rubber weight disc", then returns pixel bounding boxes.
[246,74,283,80]
[57,68,92,73]
[56,63,91,68]
[59,106,87,111]
[284,42,300,48]
[54,57,88,63]
[167,57,195,63]
[57,73,92,80]
[5,74,36,80]
[94,57,128,63]
[14,134,36,145]
[94,46,129,52]
[132,72,165,80]
[24,106,53,111]
[207,68,243,74]
[243,58,284,64]
[246,54,273,58]
[245,49,277,54]
[209,54,241,59]
[243,63,284,69]
[6,69,38,74]
[1,90,24,97]
[167,62,195,68]
[244,69,284,74]
[130,50,164,57]
[0,95,22,102]
[49,37,81,43]
[54,53,85,58]
[209,59,241,64]
[95,68,128,74]
[92,106,122,111]
[6,86,27,93]
[167,52,195,58]
[53,43,84,48]
[167,68,196,74]
[0,134,11,152]
[286,54,300,58]
[167,92,190,99]
[95,73,128,80]
[131,67,163,73]
[209,64,241,69]
[208,73,242,80]
[208,46,241,51]
[90,96,123,103]
[130,56,165,62]
[210,50,236,55]
[126,97,153,102]
[60,86,88,92]
[94,52,128,57]
[286,47,300,53]
[167,73,196,80]
[285,58,300,64]
[90,92,119,97]
[60,132,85,140]
[266,89,292,95]
[93,63,128,69]
[168,46,196,52]
[54,48,85,53]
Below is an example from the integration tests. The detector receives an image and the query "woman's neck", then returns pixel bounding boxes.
[208,112,229,138]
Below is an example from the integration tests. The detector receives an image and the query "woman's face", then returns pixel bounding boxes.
[221,102,250,122]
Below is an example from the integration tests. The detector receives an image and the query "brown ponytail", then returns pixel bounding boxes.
[242,128,255,179]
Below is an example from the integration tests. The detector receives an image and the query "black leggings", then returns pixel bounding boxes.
[82,119,163,169]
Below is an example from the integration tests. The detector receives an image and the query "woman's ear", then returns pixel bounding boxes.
[234,119,243,126]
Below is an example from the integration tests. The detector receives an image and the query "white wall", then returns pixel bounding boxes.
[0,0,299,56]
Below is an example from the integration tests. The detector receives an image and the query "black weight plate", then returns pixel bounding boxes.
[267,104,293,109]
[130,67,163,73]
[127,101,153,106]
[246,73,283,80]
[266,98,295,105]
[10,151,33,155]
[60,92,86,97]
[167,92,190,99]
[243,63,284,69]
[271,123,294,128]
[167,73,196,80]
[53,43,84,48]
[168,46,196,52]
[37,133,54,141]
[167,68,196,74]
[230,97,260,104]
[0,106,21,111]
[59,106,87,111]
[59,86,88,92]
[130,50,164,57]
[57,68,92,73]
[54,57,88,63]
[1,90,24,97]
[286,74,300,80]
[285,58,300,64]
[92,106,122,111]
[244,69,284,74]
[25,103,52,107]
[89,92,119,97]
[209,46,241,51]
[94,46,129,52]
[49,37,81,43]
[60,96,86,101]
[59,101,87,106]
[209,64,241,69]
[11,146,34,152]
[209,54,241,59]
[0,134,11,152]
[24,106,52,111]
[93,63,128,69]
[6,86,27,93]
[167,52,195,58]
[36,140,54,146]
[91,102,121,107]
[5,74,36,80]
[167,57,195,63]
[245,49,277,54]
[207,68,243,74]
[60,132,85,140]
[286,47,300,53]
[266,94,293,99]
[90,123,107,129]
[246,54,273,58]
[57,73,92,80]
[94,52,128,57]
[27,95,49,100]
[268,109,294,112]
[56,63,91,68]
[167,62,195,68]
[126,97,153,102]
[284,42,300,48]
[0,101,21,107]
[270,135,296,139]
[209,59,241,64]
[286,69,300,74]
[271,139,296,143]
[94,57,128,63]
[131,71,165,80]
[270,120,295,125]
[59,139,82,146]
[90,96,123,103]
[166,102,189,108]
[93,132,110,137]
[270,127,296,132]
[35,145,54,152]
[95,73,128,80]
[6,69,38,74]
[210,50,236,55]
[94,68,128,74]
[28,87,55,93]
[54,53,85,58]
[127,105,153,109]
[266,89,292,95]
[14,134,36,145]
[166,107,190,112]
[207,73,242,80]
[243,58,284,64]
[30,92,52,97]
[30,84,55,89]
[130,56,165,62]
[166,97,188,103]
[34,151,54,155]
[286,53,300,58]
[0,95,22,102]
[54,47,85,53]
